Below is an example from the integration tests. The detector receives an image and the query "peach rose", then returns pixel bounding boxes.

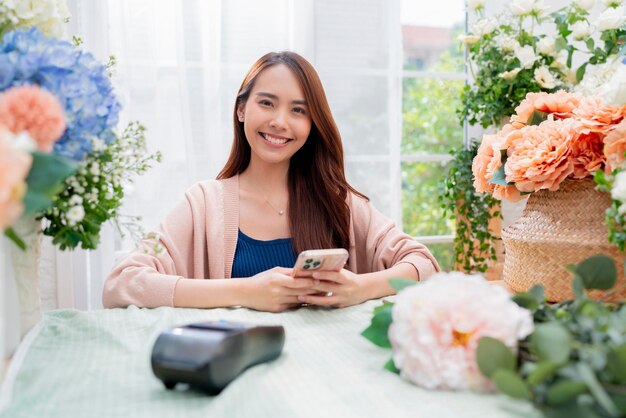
[492,184,524,202]
[574,97,625,135]
[604,119,626,172]
[505,119,579,193]
[0,85,66,152]
[0,127,33,229]
[472,124,517,193]
[570,130,605,178]
[511,90,581,127]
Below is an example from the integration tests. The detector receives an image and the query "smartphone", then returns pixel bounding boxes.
[292,248,349,277]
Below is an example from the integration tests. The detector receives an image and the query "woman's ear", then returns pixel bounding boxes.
[237,104,245,122]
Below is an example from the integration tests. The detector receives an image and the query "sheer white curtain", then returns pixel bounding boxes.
[34,0,403,312]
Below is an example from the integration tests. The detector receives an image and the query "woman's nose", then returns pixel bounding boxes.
[269,110,287,129]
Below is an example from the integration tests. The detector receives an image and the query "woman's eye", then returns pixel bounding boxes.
[293,107,306,114]
[259,100,273,107]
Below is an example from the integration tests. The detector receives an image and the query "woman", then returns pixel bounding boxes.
[103,51,439,312]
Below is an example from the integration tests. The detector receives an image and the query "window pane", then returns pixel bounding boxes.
[402,162,453,236]
[401,77,464,154]
[426,242,454,272]
[401,0,465,71]
[346,161,391,216]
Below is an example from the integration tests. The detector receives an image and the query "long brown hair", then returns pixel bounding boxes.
[217,51,367,254]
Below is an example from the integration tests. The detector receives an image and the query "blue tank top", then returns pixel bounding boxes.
[231,230,297,278]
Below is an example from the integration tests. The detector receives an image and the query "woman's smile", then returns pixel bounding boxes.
[259,132,292,146]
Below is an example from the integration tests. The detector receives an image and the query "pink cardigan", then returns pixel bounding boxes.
[103,175,440,308]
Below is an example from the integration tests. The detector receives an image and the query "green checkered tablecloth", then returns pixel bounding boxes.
[0,301,537,418]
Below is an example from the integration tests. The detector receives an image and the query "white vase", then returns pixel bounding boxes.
[8,216,42,338]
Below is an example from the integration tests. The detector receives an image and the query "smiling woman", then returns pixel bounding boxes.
[102,51,440,313]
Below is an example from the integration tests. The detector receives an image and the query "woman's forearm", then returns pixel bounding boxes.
[359,262,420,301]
[173,278,250,308]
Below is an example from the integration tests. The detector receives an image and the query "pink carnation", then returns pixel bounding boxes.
[388,273,533,391]
[0,85,66,152]
[0,127,33,229]
[511,91,581,127]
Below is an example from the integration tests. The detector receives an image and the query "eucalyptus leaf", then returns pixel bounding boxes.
[575,255,616,290]
[512,293,538,311]
[527,361,559,386]
[361,303,393,348]
[477,336,516,378]
[608,345,626,385]
[546,380,588,406]
[388,278,418,293]
[493,369,532,400]
[572,275,585,300]
[531,323,572,364]
[24,152,76,214]
[529,285,545,304]
[577,362,619,417]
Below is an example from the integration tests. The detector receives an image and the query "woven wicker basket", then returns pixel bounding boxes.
[501,177,625,302]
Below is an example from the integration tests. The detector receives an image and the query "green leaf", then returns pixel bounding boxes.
[529,285,545,303]
[388,278,418,293]
[546,380,588,406]
[585,38,595,51]
[576,63,588,83]
[531,323,572,364]
[476,336,516,378]
[527,361,559,385]
[488,149,511,186]
[512,293,538,311]
[577,362,619,417]
[608,345,626,385]
[575,255,616,290]
[384,358,400,374]
[361,303,393,348]
[527,110,548,126]
[492,369,532,400]
[4,227,26,250]
[24,152,76,214]
[572,275,585,299]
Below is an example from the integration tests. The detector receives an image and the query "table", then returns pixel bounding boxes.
[0,300,537,418]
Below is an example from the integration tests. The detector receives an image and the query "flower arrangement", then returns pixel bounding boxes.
[0,19,160,250]
[472,91,626,202]
[459,0,626,128]
[0,0,70,38]
[363,255,626,417]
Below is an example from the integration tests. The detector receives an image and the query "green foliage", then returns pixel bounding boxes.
[476,255,626,417]
[595,169,626,252]
[439,143,500,273]
[361,302,395,349]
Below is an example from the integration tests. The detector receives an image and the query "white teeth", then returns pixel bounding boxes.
[262,133,288,144]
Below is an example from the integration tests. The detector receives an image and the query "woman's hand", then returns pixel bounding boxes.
[242,267,317,313]
[296,269,368,308]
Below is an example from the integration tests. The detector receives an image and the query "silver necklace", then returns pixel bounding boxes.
[265,199,285,216]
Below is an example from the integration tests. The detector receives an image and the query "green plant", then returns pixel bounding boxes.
[596,168,626,253]
[439,143,500,273]
[476,255,626,418]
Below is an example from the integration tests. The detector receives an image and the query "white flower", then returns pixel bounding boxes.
[69,195,83,206]
[576,0,596,10]
[498,36,520,52]
[602,0,624,7]
[91,138,105,152]
[467,0,487,11]
[550,49,569,69]
[597,7,626,31]
[514,45,538,69]
[472,17,498,36]
[66,205,85,224]
[89,162,100,176]
[388,273,533,391]
[572,21,592,40]
[600,61,626,105]
[458,34,480,45]
[536,36,556,55]
[500,68,523,79]
[510,0,549,16]
[534,66,559,89]
[6,0,71,38]
[612,171,626,203]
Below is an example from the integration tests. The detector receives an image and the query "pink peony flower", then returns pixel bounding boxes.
[511,90,581,127]
[574,97,625,135]
[388,273,533,391]
[0,126,33,229]
[472,124,516,193]
[604,119,626,172]
[0,85,66,152]
[570,130,605,178]
[504,119,579,193]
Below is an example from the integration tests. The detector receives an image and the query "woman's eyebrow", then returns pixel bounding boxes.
[256,92,307,105]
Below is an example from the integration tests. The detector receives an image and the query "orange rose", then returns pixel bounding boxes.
[570,130,604,178]
[574,97,625,135]
[472,124,516,193]
[511,91,581,127]
[504,119,578,193]
[604,119,626,172]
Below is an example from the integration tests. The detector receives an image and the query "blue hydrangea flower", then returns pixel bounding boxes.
[0,27,122,161]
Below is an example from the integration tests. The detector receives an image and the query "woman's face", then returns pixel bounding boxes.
[237,64,312,168]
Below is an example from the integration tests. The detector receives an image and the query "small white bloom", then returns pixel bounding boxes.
[572,20,592,40]
[472,17,498,36]
[576,0,596,10]
[597,7,626,31]
[550,49,569,69]
[69,194,83,205]
[91,138,105,152]
[602,0,624,7]
[536,36,556,55]
[467,0,486,11]
[510,0,534,15]
[89,162,100,176]
[498,36,520,52]
[612,171,626,203]
[534,66,559,89]
[515,45,538,68]
[500,68,523,79]
[600,62,626,105]
[66,205,85,224]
